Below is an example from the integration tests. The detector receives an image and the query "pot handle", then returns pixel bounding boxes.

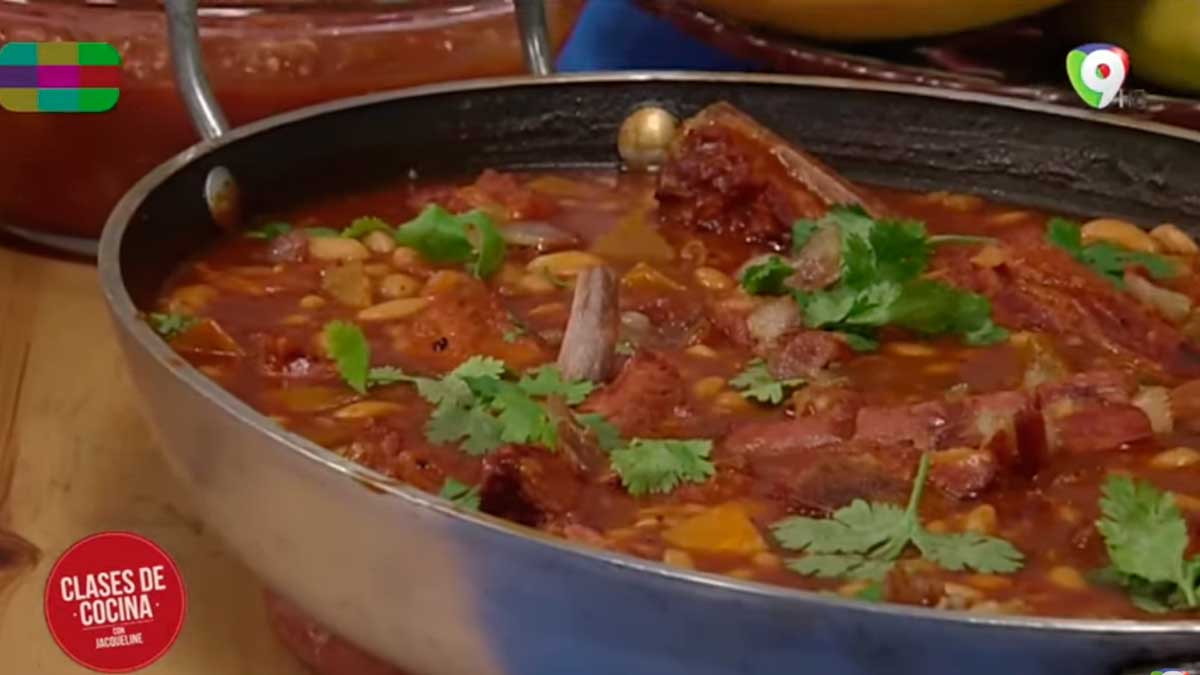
[164,0,227,142]
[515,0,555,77]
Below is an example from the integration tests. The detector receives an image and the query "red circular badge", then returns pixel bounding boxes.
[44,532,187,673]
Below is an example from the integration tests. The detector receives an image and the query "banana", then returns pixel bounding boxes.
[1062,0,1200,94]
[689,0,1068,41]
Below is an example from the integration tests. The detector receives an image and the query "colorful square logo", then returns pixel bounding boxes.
[0,42,120,113]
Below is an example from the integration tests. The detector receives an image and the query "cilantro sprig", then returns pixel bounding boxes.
[438,478,481,511]
[322,320,599,455]
[740,256,795,296]
[784,206,1007,347]
[772,454,1024,581]
[243,221,293,240]
[1046,218,1175,287]
[1095,475,1200,612]
[610,439,715,496]
[148,312,199,340]
[730,359,805,405]
[394,205,506,279]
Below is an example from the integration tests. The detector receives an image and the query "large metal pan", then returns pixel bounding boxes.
[98,10,1200,675]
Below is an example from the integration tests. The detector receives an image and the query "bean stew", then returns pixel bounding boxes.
[151,103,1200,620]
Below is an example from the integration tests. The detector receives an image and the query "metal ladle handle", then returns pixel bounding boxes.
[162,0,553,228]
[164,0,553,143]
[164,0,227,141]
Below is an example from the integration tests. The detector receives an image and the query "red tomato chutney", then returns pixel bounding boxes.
[152,108,1200,622]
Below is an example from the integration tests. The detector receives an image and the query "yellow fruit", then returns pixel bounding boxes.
[690,0,1068,41]
[1063,0,1200,93]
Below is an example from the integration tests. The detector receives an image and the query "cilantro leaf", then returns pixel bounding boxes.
[450,355,508,380]
[1095,474,1200,609]
[494,382,558,449]
[518,365,594,405]
[323,321,370,394]
[839,331,879,353]
[610,439,715,496]
[365,366,413,388]
[574,413,622,452]
[438,478,481,511]
[772,454,1024,581]
[740,256,794,296]
[791,220,818,252]
[427,401,506,456]
[1046,218,1176,286]
[911,530,1024,574]
[342,216,393,239]
[786,554,895,582]
[782,206,1007,347]
[774,498,910,556]
[393,205,506,279]
[147,312,198,340]
[729,359,805,405]
[459,211,507,279]
[244,221,292,240]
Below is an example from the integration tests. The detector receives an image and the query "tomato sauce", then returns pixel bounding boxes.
[152,166,1200,622]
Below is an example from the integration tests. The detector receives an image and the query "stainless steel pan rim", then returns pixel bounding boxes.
[98,70,1200,637]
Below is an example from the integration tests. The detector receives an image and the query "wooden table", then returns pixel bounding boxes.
[0,242,308,674]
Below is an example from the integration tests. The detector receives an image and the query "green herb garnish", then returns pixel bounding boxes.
[341,216,394,239]
[574,412,623,452]
[610,438,715,496]
[243,221,292,240]
[739,256,795,296]
[1046,218,1175,287]
[393,205,506,279]
[772,454,1024,581]
[148,312,198,339]
[438,478,481,511]
[785,206,1007,346]
[518,364,595,405]
[324,321,371,394]
[730,359,805,405]
[1095,475,1200,612]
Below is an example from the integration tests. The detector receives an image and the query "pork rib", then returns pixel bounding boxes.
[656,102,883,246]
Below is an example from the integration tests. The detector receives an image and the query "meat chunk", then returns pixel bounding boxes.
[388,275,549,372]
[934,227,1200,379]
[408,169,558,221]
[1035,370,1153,453]
[719,414,847,462]
[579,351,685,437]
[929,447,998,500]
[1051,405,1154,453]
[854,400,953,451]
[756,442,917,515]
[264,230,308,263]
[479,446,584,528]
[656,102,883,246]
[766,330,852,379]
[557,266,619,382]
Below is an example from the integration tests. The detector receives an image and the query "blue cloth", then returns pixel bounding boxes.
[556,0,753,71]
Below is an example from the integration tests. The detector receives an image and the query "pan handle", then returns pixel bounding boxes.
[515,0,555,76]
[164,0,228,141]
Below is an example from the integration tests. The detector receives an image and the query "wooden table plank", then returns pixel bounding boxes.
[0,246,307,674]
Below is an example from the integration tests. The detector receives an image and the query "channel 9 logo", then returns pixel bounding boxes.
[0,42,120,113]
[1066,42,1130,110]
[1152,670,1194,675]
